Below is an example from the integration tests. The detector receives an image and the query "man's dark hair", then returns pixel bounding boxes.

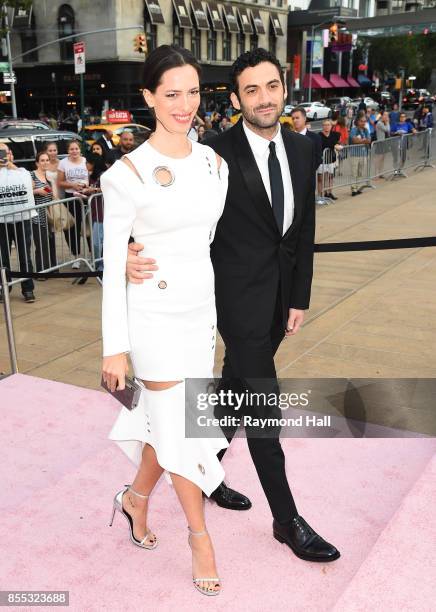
[291,106,307,119]
[230,48,284,98]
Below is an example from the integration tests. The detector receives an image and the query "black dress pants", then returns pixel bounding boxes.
[215,295,298,523]
[0,221,34,293]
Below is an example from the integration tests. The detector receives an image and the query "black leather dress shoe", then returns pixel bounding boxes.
[208,483,252,511]
[273,515,340,562]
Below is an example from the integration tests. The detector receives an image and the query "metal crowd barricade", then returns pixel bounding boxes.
[319,143,371,199]
[369,135,402,180]
[400,130,432,175]
[0,196,94,291]
[429,128,436,162]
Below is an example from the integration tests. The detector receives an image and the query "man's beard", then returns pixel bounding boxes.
[240,101,284,131]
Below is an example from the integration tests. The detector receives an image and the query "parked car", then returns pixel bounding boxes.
[402,89,434,109]
[83,122,150,147]
[371,91,394,107]
[0,119,50,130]
[325,97,351,112]
[298,102,332,120]
[352,97,379,110]
[283,104,295,114]
[0,129,81,170]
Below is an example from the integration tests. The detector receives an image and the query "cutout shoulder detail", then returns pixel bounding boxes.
[215,153,222,169]
[121,155,144,184]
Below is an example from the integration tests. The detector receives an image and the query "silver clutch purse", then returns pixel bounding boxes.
[101,375,142,410]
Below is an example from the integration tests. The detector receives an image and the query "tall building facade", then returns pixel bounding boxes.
[2,0,288,117]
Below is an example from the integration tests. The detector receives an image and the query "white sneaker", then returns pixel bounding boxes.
[72,261,81,269]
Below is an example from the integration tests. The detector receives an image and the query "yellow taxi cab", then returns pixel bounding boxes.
[229,110,294,129]
[83,122,150,147]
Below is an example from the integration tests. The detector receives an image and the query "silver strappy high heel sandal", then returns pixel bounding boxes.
[188,527,221,596]
[109,484,157,550]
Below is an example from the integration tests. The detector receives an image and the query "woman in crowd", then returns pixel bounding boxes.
[43,141,62,200]
[86,153,105,271]
[91,141,113,167]
[374,110,391,178]
[31,151,57,272]
[332,115,349,146]
[197,124,206,142]
[57,139,90,269]
[101,44,228,597]
[318,118,341,200]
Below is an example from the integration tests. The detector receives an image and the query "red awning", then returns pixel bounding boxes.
[303,74,333,89]
[346,76,360,88]
[329,74,350,88]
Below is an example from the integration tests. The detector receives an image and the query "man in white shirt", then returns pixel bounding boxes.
[0,143,36,303]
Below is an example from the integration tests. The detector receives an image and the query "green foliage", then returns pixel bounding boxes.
[0,1,33,9]
[362,34,436,88]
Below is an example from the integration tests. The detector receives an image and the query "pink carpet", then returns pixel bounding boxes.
[1,374,435,611]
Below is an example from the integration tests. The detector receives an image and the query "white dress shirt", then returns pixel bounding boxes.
[102,135,113,149]
[242,120,294,235]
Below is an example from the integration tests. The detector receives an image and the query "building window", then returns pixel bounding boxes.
[207,24,217,60]
[58,4,75,61]
[250,33,258,51]
[191,21,201,59]
[277,0,283,6]
[20,12,38,63]
[237,31,245,56]
[144,5,157,51]
[173,10,184,47]
[269,22,276,56]
[222,27,231,61]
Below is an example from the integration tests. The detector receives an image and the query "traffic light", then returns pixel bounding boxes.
[134,33,147,54]
[329,24,338,44]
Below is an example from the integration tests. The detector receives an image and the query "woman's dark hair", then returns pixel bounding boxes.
[142,45,201,132]
[35,150,49,164]
[230,48,284,98]
[41,141,58,152]
[85,152,107,180]
[336,115,346,128]
[142,44,201,94]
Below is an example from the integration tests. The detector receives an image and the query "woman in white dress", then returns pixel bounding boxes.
[101,45,228,597]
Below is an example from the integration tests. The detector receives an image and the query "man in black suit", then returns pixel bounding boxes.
[97,129,116,155]
[290,106,328,204]
[290,106,322,168]
[126,49,339,563]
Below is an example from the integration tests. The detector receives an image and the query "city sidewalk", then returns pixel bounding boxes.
[1,167,436,390]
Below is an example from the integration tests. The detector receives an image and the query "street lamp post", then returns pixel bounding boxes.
[3,4,17,118]
[308,16,344,104]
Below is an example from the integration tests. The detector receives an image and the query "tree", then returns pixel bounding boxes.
[357,33,436,88]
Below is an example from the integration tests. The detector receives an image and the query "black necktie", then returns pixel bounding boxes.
[268,141,284,234]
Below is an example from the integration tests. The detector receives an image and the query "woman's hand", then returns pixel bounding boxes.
[102,353,129,392]
[34,187,49,196]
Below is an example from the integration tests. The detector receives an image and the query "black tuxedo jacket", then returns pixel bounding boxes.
[305,130,323,168]
[207,119,316,339]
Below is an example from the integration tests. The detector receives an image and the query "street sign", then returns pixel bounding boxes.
[3,71,16,84]
[0,62,9,73]
[73,41,86,75]
[107,110,132,123]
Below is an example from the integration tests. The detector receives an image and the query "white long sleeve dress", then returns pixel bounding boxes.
[101,140,229,496]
